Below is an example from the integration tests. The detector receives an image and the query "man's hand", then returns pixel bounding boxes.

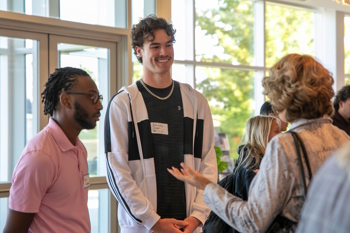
[151,218,188,233]
[182,216,201,233]
[167,163,213,190]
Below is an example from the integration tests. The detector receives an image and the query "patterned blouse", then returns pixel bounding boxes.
[203,116,350,233]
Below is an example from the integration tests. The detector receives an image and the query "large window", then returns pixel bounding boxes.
[345,15,350,85]
[172,0,316,161]
[0,35,43,183]
[265,2,314,67]
[0,1,156,232]
[1,0,127,28]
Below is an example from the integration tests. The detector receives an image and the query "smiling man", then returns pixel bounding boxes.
[104,15,217,233]
[3,67,103,233]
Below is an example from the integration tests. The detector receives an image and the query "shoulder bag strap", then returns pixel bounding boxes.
[289,131,312,200]
[293,132,312,180]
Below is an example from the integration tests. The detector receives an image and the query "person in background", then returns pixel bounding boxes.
[297,142,350,232]
[332,85,350,135]
[234,115,281,201]
[3,67,103,233]
[104,15,217,233]
[260,101,288,131]
[169,54,350,232]
[203,115,281,233]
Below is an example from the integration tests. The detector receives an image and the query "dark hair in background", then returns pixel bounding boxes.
[333,85,350,112]
[41,67,90,116]
[131,14,176,63]
[260,101,273,115]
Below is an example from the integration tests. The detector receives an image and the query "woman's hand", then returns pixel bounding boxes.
[167,163,213,190]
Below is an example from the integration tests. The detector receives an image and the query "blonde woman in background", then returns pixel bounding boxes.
[203,115,281,233]
[234,115,281,200]
[169,54,350,232]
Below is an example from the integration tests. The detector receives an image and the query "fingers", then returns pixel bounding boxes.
[172,219,188,227]
[167,167,184,181]
[180,163,197,176]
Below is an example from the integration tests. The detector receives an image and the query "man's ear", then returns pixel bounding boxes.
[135,46,143,58]
[339,101,344,110]
[60,92,73,109]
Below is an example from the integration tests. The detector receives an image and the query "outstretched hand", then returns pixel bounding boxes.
[167,163,213,190]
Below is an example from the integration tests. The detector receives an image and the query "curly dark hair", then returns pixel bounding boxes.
[262,54,334,122]
[131,15,176,63]
[41,67,90,116]
[333,85,350,112]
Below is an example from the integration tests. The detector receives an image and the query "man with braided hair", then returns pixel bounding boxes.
[3,67,103,233]
[105,15,217,233]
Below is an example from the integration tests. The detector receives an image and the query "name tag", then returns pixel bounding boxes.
[151,122,168,135]
[83,174,90,189]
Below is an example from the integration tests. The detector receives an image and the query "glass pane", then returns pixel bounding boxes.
[172,64,194,87]
[346,77,350,86]
[88,189,110,233]
[171,0,194,61]
[60,0,126,28]
[196,66,255,160]
[195,0,255,65]
[0,36,38,183]
[345,16,350,74]
[132,0,156,25]
[0,197,9,231]
[132,61,143,83]
[58,43,109,177]
[1,0,127,28]
[265,3,315,67]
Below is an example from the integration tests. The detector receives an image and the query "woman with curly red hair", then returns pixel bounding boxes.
[169,54,350,232]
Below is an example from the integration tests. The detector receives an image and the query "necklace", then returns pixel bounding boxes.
[140,79,174,100]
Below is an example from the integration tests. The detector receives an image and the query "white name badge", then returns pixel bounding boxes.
[83,174,90,189]
[151,122,168,135]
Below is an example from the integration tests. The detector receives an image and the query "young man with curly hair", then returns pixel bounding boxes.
[3,67,103,233]
[332,85,350,135]
[104,15,217,233]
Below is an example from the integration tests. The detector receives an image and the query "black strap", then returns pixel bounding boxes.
[289,131,312,200]
[293,132,312,179]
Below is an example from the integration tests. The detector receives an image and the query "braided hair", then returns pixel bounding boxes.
[41,67,90,116]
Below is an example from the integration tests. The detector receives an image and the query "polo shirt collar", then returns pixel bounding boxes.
[47,118,83,152]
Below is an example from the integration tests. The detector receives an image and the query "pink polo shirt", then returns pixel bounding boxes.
[9,118,91,233]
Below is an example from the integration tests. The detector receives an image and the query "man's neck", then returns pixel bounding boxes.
[51,115,81,145]
[142,71,172,88]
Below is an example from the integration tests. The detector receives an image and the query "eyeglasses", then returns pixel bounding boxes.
[66,92,103,104]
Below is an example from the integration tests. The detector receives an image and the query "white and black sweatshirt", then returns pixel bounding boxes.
[104,81,217,233]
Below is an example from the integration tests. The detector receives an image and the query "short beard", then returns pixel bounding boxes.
[73,102,96,129]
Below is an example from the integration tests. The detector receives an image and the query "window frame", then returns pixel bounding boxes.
[0,5,129,233]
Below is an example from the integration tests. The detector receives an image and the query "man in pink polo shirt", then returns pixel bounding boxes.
[3,67,103,233]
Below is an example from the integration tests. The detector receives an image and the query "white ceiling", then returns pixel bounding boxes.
[278,0,350,13]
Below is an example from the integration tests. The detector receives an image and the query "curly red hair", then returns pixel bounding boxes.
[262,54,334,122]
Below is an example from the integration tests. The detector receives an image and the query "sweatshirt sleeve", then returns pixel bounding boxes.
[105,92,160,230]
